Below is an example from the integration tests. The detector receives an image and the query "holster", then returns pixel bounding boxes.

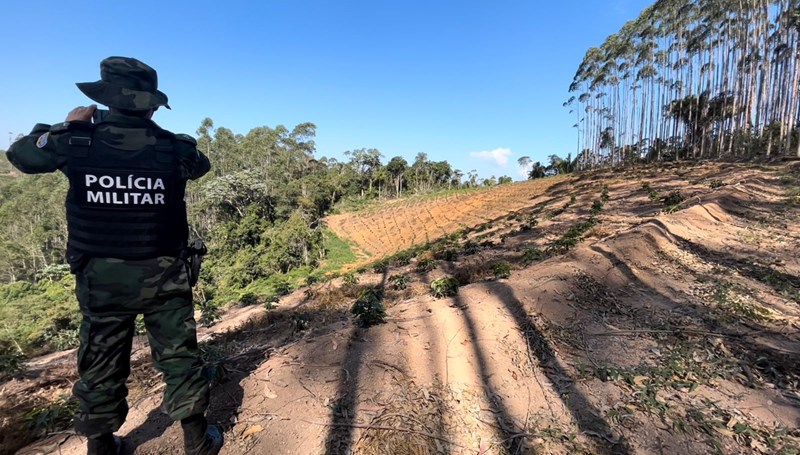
[181,239,208,287]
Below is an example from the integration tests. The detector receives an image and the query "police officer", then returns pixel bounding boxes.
[5,57,222,455]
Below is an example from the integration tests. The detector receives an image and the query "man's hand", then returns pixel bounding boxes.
[66,105,97,122]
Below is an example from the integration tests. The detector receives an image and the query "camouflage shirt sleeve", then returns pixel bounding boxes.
[5,123,69,174]
[174,133,211,180]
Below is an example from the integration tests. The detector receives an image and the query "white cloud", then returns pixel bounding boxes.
[469,147,512,166]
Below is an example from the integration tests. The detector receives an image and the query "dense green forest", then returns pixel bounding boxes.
[566,0,800,167]
[0,120,517,362]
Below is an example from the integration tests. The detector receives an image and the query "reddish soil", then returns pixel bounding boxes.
[6,161,800,455]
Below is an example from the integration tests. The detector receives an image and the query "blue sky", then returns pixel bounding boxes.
[0,0,650,179]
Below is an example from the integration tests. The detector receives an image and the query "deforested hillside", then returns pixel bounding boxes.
[8,161,800,455]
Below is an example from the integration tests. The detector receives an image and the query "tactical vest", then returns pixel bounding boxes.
[62,121,188,259]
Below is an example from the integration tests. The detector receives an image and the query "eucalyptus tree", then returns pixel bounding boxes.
[567,0,800,165]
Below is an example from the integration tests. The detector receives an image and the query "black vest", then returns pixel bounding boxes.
[64,122,188,259]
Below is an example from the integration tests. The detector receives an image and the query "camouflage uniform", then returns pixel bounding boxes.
[5,57,214,449]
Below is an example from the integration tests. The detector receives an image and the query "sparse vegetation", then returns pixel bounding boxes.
[547,217,599,254]
[661,190,686,211]
[263,293,280,310]
[0,342,26,379]
[351,286,386,327]
[198,301,221,327]
[521,246,546,265]
[415,257,438,273]
[430,276,459,298]
[711,281,771,322]
[491,261,512,279]
[371,260,388,273]
[342,272,359,286]
[600,185,610,202]
[24,395,78,438]
[388,274,409,290]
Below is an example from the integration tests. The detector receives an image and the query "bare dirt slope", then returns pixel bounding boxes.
[8,162,800,455]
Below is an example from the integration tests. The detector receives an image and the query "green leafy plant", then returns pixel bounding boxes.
[590,199,604,215]
[263,293,279,310]
[547,217,598,254]
[709,179,726,189]
[0,341,26,379]
[273,278,293,296]
[661,190,685,210]
[600,185,610,202]
[199,341,230,383]
[492,261,512,279]
[238,292,259,306]
[351,286,386,327]
[25,395,78,437]
[392,251,413,266]
[521,246,546,264]
[430,276,459,298]
[462,241,481,255]
[134,314,147,335]
[433,248,459,261]
[305,275,319,286]
[342,272,359,286]
[389,274,409,290]
[416,258,438,273]
[372,260,389,273]
[198,301,221,327]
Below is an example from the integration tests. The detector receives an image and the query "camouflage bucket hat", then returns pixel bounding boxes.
[76,56,171,111]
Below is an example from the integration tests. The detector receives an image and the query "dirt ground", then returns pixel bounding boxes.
[5,161,800,455]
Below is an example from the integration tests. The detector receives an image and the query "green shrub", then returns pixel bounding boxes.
[342,272,359,286]
[392,251,413,266]
[263,293,279,310]
[372,260,389,273]
[0,341,26,379]
[389,274,409,290]
[39,323,79,352]
[600,185,610,202]
[548,217,598,254]
[305,275,319,286]
[198,301,221,327]
[590,200,604,215]
[351,286,386,327]
[273,278,293,296]
[492,262,512,279]
[135,315,147,335]
[661,190,685,208]
[521,247,546,265]
[239,292,259,306]
[25,394,78,437]
[416,258,438,273]
[431,276,459,298]
[433,248,459,261]
[709,179,726,189]
[199,341,230,383]
[462,241,481,255]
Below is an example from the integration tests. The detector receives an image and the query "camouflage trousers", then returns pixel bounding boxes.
[72,256,209,438]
